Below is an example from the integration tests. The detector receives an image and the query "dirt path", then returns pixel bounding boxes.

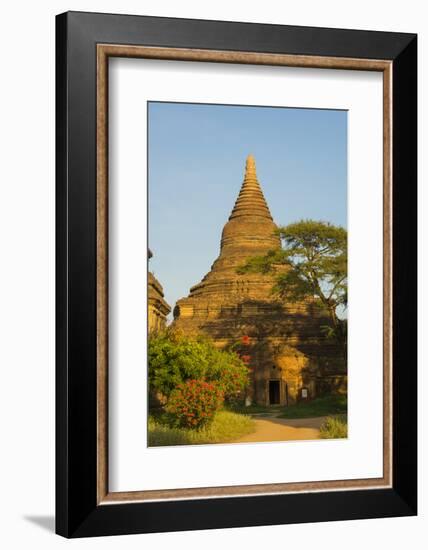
[235,416,327,443]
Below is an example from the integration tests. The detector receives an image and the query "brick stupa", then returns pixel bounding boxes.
[173,155,346,405]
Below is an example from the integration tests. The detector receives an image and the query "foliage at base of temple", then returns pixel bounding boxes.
[148,411,254,446]
[165,379,224,429]
[148,329,250,403]
[148,330,250,431]
[319,415,348,439]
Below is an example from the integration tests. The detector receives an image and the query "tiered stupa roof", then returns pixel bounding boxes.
[185,155,280,300]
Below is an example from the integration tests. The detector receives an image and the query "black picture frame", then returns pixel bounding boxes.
[56,11,417,538]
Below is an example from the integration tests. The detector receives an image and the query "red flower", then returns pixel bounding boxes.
[165,379,224,429]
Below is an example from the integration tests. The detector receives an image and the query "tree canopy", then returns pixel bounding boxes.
[237,219,347,351]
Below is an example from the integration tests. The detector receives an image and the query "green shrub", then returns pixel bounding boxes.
[148,411,254,446]
[320,415,348,439]
[165,379,224,429]
[148,330,249,400]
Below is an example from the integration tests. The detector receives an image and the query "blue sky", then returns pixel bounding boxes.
[148,102,347,314]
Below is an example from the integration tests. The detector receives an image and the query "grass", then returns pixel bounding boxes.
[278,394,347,419]
[148,410,255,447]
[319,415,348,439]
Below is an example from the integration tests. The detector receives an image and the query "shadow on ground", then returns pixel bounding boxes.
[24,515,55,533]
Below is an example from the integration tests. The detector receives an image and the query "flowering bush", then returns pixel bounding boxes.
[148,330,249,400]
[165,379,224,429]
[211,360,249,403]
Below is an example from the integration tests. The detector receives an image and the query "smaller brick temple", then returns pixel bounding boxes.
[148,249,171,333]
[172,155,346,405]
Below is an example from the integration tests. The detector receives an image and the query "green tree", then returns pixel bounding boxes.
[238,219,347,353]
[148,329,249,401]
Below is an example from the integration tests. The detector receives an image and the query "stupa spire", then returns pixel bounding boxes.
[245,154,257,179]
[229,154,273,221]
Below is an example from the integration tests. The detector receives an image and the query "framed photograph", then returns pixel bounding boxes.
[56,11,417,538]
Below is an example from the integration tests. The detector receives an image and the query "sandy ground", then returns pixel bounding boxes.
[235,416,327,443]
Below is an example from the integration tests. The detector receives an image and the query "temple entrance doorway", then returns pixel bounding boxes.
[269,380,280,405]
